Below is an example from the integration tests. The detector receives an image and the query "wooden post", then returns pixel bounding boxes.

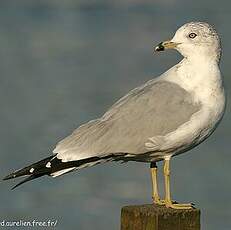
[121,204,200,230]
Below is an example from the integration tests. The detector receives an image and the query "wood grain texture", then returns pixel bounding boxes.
[121,204,200,230]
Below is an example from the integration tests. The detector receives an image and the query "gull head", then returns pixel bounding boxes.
[155,22,221,62]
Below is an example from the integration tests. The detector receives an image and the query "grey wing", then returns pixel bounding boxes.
[53,80,201,162]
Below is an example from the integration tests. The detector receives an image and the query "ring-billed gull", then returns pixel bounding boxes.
[4,21,225,209]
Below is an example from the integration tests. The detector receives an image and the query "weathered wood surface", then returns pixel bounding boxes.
[121,204,200,230]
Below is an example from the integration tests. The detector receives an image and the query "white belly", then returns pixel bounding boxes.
[151,59,226,158]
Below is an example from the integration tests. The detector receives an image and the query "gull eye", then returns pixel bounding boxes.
[188,32,197,39]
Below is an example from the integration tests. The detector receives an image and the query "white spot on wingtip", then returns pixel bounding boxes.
[46,162,51,168]
[29,168,34,173]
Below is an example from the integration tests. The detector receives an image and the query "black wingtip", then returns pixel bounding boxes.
[3,155,55,182]
[3,168,29,180]
[3,173,17,181]
[11,174,43,190]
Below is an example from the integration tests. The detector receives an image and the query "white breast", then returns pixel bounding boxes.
[160,58,226,154]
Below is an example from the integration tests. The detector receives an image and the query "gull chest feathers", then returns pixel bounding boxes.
[152,21,227,156]
[163,56,226,153]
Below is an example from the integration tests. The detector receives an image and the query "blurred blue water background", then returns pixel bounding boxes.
[0,0,230,229]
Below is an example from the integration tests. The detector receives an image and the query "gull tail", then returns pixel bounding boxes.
[3,154,125,190]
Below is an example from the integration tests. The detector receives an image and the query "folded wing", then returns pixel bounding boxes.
[54,80,201,162]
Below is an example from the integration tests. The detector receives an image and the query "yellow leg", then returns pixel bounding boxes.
[150,162,164,205]
[163,157,193,209]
